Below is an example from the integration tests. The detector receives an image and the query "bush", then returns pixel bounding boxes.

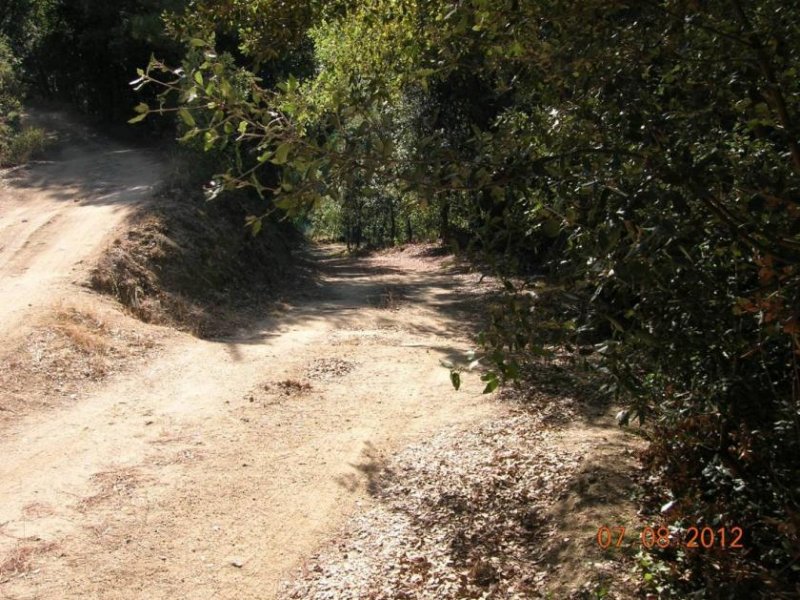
[0,35,47,166]
[0,34,22,159]
[0,125,48,166]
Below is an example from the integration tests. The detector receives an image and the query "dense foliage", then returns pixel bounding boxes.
[0,2,48,163]
[132,1,800,596]
[0,32,47,165]
[0,34,22,155]
[1,0,186,125]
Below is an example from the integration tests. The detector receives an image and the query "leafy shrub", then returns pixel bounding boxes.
[1,125,47,166]
[0,34,48,166]
[0,34,22,163]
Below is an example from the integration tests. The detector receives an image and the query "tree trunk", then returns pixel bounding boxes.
[354,202,363,249]
[439,198,450,241]
[389,200,397,246]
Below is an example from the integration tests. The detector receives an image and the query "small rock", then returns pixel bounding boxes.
[231,558,245,568]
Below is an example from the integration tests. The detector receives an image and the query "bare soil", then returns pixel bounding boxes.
[0,113,644,599]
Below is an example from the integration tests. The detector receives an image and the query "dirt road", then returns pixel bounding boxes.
[0,115,496,598]
[0,111,163,343]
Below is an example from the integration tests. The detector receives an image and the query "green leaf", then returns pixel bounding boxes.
[203,131,216,151]
[483,378,499,394]
[128,113,147,124]
[604,314,626,333]
[481,372,499,394]
[194,71,204,86]
[272,143,291,165]
[178,109,196,127]
[245,215,262,236]
[134,102,149,114]
[178,128,199,142]
[450,371,461,391]
[542,219,561,237]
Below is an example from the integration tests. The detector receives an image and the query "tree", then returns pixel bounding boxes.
[134,1,800,594]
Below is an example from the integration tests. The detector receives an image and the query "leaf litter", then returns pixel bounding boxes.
[281,395,642,599]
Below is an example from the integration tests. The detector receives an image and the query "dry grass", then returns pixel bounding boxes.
[88,189,301,338]
[77,467,146,512]
[52,308,111,354]
[21,502,55,520]
[0,541,59,584]
[56,321,110,355]
[0,304,158,424]
[0,546,36,583]
[32,305,156,380]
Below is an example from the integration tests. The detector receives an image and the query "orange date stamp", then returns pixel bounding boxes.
[596,525,744,550]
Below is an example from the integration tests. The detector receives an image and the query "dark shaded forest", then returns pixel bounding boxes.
[2,1,799,597]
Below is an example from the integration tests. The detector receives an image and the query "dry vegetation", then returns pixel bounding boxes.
[374,286,407,311]
[0,305,157,423]
[89,187,302,338]
[265,379,314,397]
[305,358,356,380]
[282,379,646,600]
[76,467,149,513]
[0,541,59,585]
